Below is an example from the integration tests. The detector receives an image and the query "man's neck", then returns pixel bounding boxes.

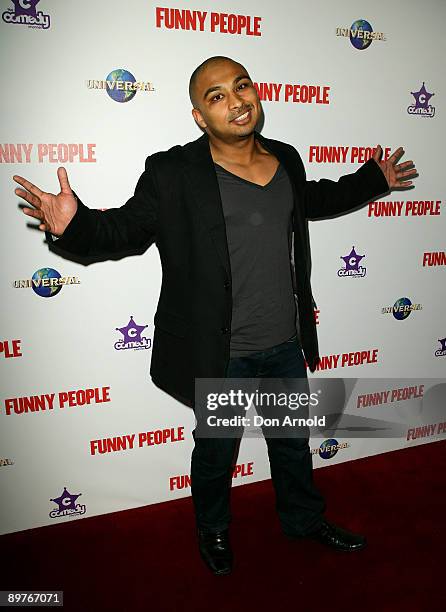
[209,132,260,167]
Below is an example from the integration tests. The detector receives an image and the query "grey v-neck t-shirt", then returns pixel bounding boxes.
[215,162,297,357]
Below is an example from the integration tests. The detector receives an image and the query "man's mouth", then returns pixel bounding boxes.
[231,109,252,124]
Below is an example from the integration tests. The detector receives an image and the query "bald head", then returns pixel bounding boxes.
[189,56,248,108]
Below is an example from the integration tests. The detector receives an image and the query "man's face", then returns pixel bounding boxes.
[191,60,261,143]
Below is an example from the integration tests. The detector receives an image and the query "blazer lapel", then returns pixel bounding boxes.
[182,133,232,279]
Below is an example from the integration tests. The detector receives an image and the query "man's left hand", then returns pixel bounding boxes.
[372,145,417,190]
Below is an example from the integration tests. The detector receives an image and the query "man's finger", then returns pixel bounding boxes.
[15,187,41,209]
[372,144,382,162]
[23,207,44,220]
[57,167,72,194]
[388,147,404,164]
[397,169,417,180]
[396,160,414,170]
[13,175,43,198]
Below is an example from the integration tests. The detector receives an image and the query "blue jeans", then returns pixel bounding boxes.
[190,334,326,536]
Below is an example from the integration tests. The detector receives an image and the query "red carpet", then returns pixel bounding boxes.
[2,441,445,611]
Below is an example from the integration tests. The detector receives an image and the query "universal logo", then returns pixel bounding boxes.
[312,439,349,459]
[87,69,155,103]
[336,19,386,50]
[13,268,80,298]
[381,297,422,320]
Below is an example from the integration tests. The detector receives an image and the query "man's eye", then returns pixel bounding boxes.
[211,94,223,102]
[237,82,249,90]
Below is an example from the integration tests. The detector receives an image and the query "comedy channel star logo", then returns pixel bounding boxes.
[407,82,435,118]
[115,316,152,351]
[435,338,446,357]
[338,246,366,278]
[13,268,81,297]
[87,69,155,103]
[312,439,349,460]
[336,19,386,50]
[2,0,50,29]
[49,487,86,519]
[381,297,423,320]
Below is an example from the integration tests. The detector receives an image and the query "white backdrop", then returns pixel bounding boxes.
[1,0,445,535]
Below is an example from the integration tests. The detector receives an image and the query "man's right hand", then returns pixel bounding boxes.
[13,167,77,237]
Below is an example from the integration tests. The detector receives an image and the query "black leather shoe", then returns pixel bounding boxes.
[308,520,366,552]
[198,529,233,575]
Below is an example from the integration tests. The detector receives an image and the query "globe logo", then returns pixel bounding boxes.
[32,268,62,298]
[350,19,373,50]
[106,69,137,103]
[393,297,412,320]
[319,438,339,460]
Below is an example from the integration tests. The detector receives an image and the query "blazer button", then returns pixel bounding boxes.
[224,280,230,290]
[221,326,229,334]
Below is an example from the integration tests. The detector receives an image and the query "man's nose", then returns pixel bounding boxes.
[227,90,243,108]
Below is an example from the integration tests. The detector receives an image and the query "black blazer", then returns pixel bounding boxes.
[48,131,389,407]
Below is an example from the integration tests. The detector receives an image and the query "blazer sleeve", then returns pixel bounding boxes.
[46,155,159,257]
[294,149,390,220]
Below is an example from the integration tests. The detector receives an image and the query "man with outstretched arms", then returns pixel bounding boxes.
[13,56,417,576]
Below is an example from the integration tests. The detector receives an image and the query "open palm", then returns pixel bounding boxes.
[13,167,77,236]
[372,145,417,190]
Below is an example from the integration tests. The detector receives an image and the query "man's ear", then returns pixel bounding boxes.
[192,107,207,129]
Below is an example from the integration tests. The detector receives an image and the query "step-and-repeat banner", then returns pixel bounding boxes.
[1,0,445,535]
